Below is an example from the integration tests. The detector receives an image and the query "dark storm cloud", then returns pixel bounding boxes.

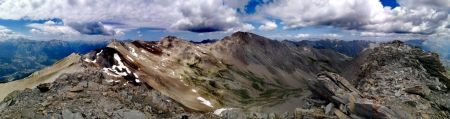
[68,22,123,36]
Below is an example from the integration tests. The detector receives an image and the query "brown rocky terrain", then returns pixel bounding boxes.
[0,32,449,119]
[0,69,215,119]
[303,41,450,119]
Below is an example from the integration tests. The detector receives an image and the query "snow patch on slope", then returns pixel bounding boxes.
[112,53,131,74]
[130,47,139,57]
[105,79,120,83]
[84,49,104,63]
[96,50,103,56]
[101,53,141,83]
[197,97,213,107]
[126,55,134,62]
[102,68,122,77]
[84,58,96,63]
[134,73,141,83]
[213,108,234,116]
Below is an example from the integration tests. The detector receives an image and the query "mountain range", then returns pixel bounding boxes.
[290,39,374,57]
[0,32,449,119]
[0,39,107,83]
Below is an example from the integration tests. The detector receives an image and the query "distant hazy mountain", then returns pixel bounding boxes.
[290,39,442,58]
[290,39,374,57]
[402,39,450,68]
[0,39,107,82]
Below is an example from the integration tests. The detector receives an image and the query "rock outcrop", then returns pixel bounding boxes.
[0,69,216,119]
[356,41,450,118]
[306,41,450,119]
[307,72,411,119]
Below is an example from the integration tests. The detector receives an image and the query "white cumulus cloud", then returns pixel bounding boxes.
[258,0,383,29]
[257,0,450,35]
[397,0,450,10]
[28,21,81,36]
[322,33,342,38]
[0,0,252,34]
[0,25,25,40]
[258,21,278,31]
[170,0,252,32]
[223,0,250,12]
[360,31,391,37]
[295,33,311,38]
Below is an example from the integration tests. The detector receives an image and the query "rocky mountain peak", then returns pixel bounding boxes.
[388,40,405,47]
[230,31,254,38]
[220,31,270,46]
[159,36,195,49]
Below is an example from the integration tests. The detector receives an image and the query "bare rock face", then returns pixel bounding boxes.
[356,41,450,118]
[307,72,361,104]
[306,41,450,119]
[307,72,411,119]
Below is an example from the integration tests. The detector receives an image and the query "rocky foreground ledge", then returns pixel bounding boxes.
[0,69,216,119]
[301,41,450,119]
[306,72,411,118]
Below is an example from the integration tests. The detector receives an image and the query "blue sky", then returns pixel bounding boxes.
[380,0,399,7]
[0,0,448,42]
